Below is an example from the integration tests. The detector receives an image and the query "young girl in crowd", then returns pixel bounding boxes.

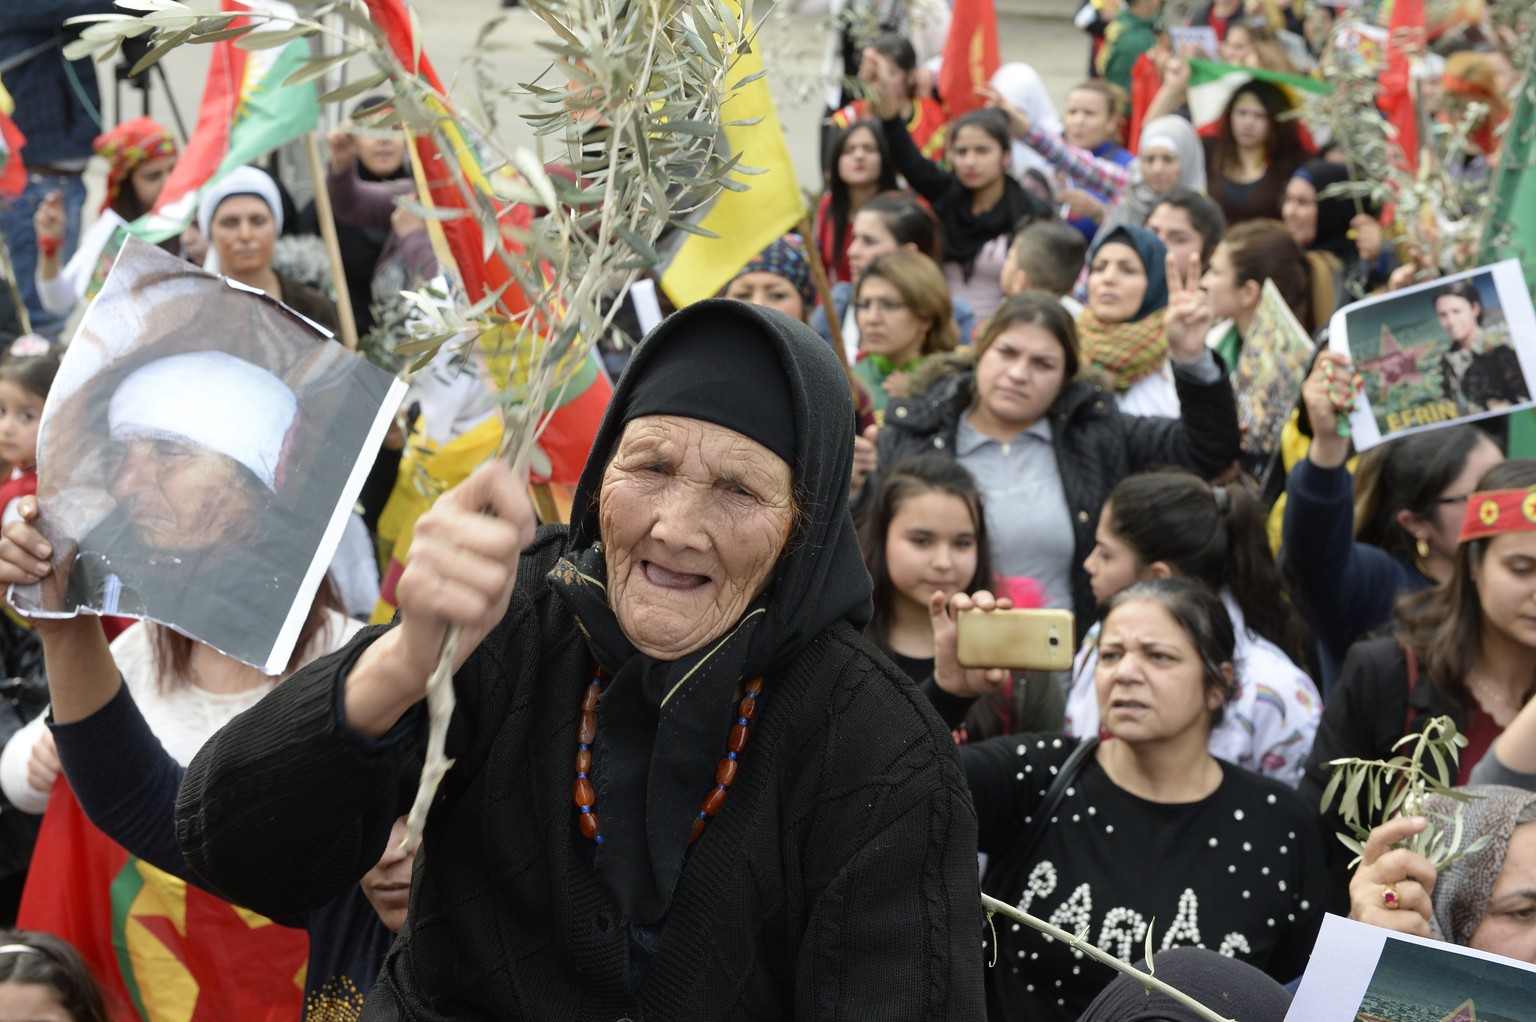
[858,453,1062,742]
[1053,80,1134,242]
[870,52,1050,320]
[813,121,898,286]
[851,250,957,414]
[1078,224,1176,416]
[1304,460,1536,909]
[0,932,109,1022]
[859,291,1240,635]
[1282,352,1504,688]
[1073,470,1320,786]
[937,579,1325,1021]
[0,355,57,522]
[1145,190,1227,280]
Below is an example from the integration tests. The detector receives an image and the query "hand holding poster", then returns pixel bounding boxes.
[1327,260,1536,451]
[9,238,406,673]
[1286,915,1536,1022]
[1234,279,1315,485]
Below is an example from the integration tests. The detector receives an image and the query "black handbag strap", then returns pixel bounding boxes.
[1016,736,1100,864]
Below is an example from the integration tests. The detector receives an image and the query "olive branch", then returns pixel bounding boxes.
[981,896,1236,1022]
[65,0,757,847]
[1320,714,1492,872]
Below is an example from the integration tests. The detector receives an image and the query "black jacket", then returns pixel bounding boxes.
[866,363,1240,635]
[176,528,986,1021]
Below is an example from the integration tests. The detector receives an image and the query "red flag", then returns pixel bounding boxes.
[18,782,308,1022]
[938,0,1000,120]
[1379,0,1425,172]
[0,113,24,201]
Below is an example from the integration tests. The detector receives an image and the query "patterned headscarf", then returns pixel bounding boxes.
[1423,785,1536,947]
[93,117,177,213]
[728,234,816,310]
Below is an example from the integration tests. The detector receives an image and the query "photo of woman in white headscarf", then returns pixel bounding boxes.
[15,241,400,672]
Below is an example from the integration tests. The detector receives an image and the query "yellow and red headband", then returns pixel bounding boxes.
[1460,489,1536,543]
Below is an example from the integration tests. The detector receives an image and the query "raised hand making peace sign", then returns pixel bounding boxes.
[1163,249,1212,362]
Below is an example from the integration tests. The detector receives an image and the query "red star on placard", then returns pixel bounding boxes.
[1357,324,1437,400]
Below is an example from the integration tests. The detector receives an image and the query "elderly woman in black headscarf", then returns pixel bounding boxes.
[166,300,985,1019]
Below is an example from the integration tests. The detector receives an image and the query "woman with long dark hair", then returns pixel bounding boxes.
[1074,470,1319,785]
[1304,459,1536,909]
[867,51,1050,320]
[1201,80,1309,225]
[813,120,898,286]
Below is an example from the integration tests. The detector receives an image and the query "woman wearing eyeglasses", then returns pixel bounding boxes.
[851,250,959,418]
[1281,352,1505,694]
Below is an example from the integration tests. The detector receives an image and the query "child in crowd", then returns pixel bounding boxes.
[1074,469,1320,786]
[0,931,109,1022]
[858,453,1061,743]
[1055,80,1135,243]
[1000,218,1088,316]
[0,355,58,523]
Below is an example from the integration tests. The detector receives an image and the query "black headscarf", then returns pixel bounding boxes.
[943,174,1051,281]
[1076,947,1292,1022]
[548,299,872,926]
[1293,159,1364,264]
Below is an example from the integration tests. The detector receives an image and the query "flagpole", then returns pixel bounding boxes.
[0,235,32,337]
[798,214,848,367]
[303,132,360,350]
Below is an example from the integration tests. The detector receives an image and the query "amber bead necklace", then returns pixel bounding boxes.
[572,667,765,845]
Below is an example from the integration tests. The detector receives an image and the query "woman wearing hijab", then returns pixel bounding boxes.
[1077,947,1292,1022]
[198,165,340,334]
[1350,785,1536,964]
[720,235,819,324]
[987,63,1063,183]
[1280,159,1392,313]
[987,96,1207,240]
[1077,224,1178,417]
[34,118,180,316]
[166,300,986,1019]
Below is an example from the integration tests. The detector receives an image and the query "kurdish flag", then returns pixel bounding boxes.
[18,781,307,1022]
[137,1,320,243]
[658,0,805,308]
[1186,58,1330,134]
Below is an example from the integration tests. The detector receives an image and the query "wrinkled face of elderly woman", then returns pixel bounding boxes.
[110,437,267,553]
[599,414,796,659]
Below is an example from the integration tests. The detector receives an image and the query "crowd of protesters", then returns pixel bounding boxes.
[0,0,1533,1019]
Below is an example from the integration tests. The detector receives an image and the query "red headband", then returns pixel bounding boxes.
[1459,489,1536,543]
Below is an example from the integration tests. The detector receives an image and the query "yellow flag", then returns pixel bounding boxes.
[658,1,806,308]
[0,76,13,117]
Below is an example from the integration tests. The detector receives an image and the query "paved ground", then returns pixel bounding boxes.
[92,0,1092,203]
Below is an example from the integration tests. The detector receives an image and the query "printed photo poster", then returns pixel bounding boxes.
[1234,279,1315,485]
[1327,260,1536,451]
[1286,915,1536,1022]
[10,238,407,673]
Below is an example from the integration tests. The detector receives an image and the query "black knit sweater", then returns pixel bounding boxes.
[176,527,987,1020]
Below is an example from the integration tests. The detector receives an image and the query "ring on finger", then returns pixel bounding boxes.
[1382,885,1401,910]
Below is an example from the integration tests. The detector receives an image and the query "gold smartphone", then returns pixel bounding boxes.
[955,608,1076,671]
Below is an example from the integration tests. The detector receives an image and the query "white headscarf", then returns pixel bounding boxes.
[108,351,298,492]
[1101,116,1207,235]
[990,63,1063,180]
[196,166,283,273]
